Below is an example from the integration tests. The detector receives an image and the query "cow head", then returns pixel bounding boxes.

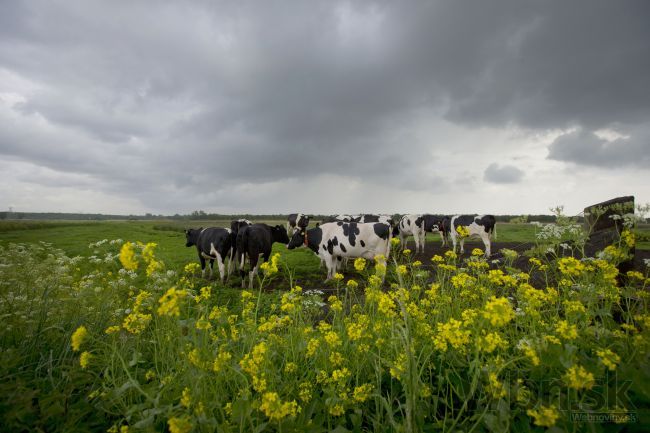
[272,225,290,244]
[287,228,306,250]
[184,228,201,247]
[298,214,310,229]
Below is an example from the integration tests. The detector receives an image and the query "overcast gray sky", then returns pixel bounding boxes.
[1,0,649,216]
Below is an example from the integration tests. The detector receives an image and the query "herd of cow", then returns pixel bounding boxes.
[185,213,497,288]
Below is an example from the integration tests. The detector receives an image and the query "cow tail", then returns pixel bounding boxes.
[386,225,393,260]
[237,229,249,275]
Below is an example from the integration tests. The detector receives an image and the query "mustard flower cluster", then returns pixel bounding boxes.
[119,242,138,271]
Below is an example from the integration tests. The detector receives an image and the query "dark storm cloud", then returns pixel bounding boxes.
[0,0,649,212]
[548,128,650,168]
[483,163,525,184]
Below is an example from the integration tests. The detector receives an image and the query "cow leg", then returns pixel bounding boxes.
[248,253,263,289]
[215,253,226,284]
[400,233,407,250]
[480,232,491,257]
[239,252,247,288]
[459,239,465,255]
[208,259,215,279]
[199,257,207,278]
[324,256,335,280]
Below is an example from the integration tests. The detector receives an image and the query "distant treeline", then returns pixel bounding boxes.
[0,210,565,223]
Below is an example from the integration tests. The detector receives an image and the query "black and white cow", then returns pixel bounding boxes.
[230,219,253,270]
[185,227,233,283]
[422,214,451,246]
[358,214,395,227]
[287,213,310,236]
[449,215,497,257]
[287,221,392,280]
[395,214,426,252]
[236,223,290,289]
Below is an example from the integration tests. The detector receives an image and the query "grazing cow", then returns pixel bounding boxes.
[287,213,310,236]
[449,215,497,257]
[422,214,451,246]
[236,224,290,289]
[185,227,233,282]
[287,221,392,280]
[395,214,426,252]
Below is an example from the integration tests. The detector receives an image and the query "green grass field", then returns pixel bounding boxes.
[1,218,649,432]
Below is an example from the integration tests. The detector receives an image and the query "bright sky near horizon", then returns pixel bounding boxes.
[1,1,649,216]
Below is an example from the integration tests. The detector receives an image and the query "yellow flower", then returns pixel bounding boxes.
[71,326,88,351]
[299,382,313,402]
[79,351,92,369]
[444,250,457,260]
[563,300,586,316]
[306,338,320,357]
[331,367,351,384]
[432,318,471,352]
[518,341,540,366]
[402,249,411,256]
[184,262,200,274]
[260,259,279,276]
[196,286,211,303]
[396,264,408,275]
[167,416,192,433]
[324,331,342,347]
[528,257,543,267]
[284,362,298,374]
[195,316,212,330]
[564,365,595,390]
[390,237,401,247]
[482,296,515,327]
[157,287,187,317]
[260,392,299,421]
[142,242,163,276]
[471,248,484,256]
[621,230,635,248]
[456,225,470,238]
[354,258,367,271]
[328,295,343,313]
[104,325,121,334]
[353,384,373,403]
[377,293,396,317]
[122,312,152,334]
[329,403,345,417]
[213,348,232,373]
[527,405,560,427]
[333,273,344,281]
[596,348,621,371]
[555,320,578,340]
[346,279,359,290]
[627,270,645,280]
[180,387,192,408]
[486,372,507,399]
[477,332,508,353]
[558,257,585,277]
[119,242,139,271]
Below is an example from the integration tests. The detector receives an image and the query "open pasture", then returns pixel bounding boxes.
[1,218,649,432]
